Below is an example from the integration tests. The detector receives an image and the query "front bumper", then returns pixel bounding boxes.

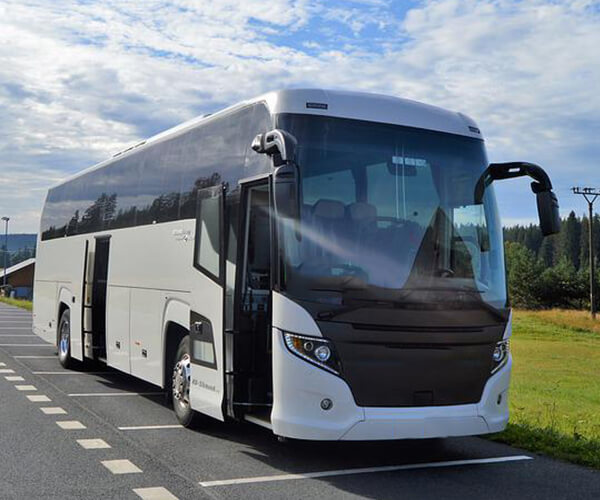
[271,328,510,441]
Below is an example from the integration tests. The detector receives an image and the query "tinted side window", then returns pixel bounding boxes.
[105,155,140,229]
[195,186,222,280]
[137,144,182,225]
[41,186,67,240]
[77,167,110,234]
[243,104,273,177]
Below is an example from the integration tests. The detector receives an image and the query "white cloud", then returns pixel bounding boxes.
[0,0,599,232]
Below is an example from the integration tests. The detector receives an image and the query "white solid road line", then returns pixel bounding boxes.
[101,459,143,475]
[133,487,179,500]
[0,344,50,347]
[5,376,25,381]
[14,355,55,359]
[199,455,533,487]
[77,438,111,449]
[27,395,51,402]
[118,424,183,431]
[15,385,37,391]
[68,392,164,397]
[40,407,67,415]
[33,371,110,375]
[56,420,87,430]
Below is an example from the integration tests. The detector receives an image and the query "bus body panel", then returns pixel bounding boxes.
[33,235,86,360]
[188,270,226,421]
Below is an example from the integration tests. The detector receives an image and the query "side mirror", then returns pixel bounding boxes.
[535,188,561,236]
[252,128,301,223]
[273,163,300,220]
[252,129,297,167]
[474,162,560,236]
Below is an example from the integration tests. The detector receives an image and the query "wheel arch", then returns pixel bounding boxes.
[162,298,190,389]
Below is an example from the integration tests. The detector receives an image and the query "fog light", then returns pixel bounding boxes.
[314,345,331,362]
[321,398,333,410]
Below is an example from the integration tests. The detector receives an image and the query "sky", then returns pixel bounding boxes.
[0,0,599,233]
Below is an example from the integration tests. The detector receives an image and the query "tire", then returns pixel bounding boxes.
[57,308,73,369]
[171,336,202,428]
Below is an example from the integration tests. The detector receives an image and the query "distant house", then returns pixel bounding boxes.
[0,258,35,299]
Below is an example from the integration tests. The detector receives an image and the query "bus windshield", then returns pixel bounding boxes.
[275,114,507,311]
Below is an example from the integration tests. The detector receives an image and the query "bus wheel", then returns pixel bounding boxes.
[172,336,201,428]
[57,309,72,369]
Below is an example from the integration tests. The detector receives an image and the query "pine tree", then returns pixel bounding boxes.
[558,211,582,269]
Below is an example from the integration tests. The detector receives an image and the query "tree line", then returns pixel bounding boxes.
[504,211,599,309]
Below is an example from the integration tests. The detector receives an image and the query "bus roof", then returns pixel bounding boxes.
[148,88,482,146]
[48,89,482,190]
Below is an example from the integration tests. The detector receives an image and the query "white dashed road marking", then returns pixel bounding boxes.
[56,420,87,430]
[27,395,51,402]
[15,385,37,391]
[5,376,24,381]
[118,425,183,431]
[68,392,164,397]
[199,455,534,487]
[0,362,6,366]
[0,369,15,373]
[101,459,142,475]
[40,407,67,415]
[77,438,111,449]
[133,487,179,500]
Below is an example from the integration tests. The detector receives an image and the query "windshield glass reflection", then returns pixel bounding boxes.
[275,114,507,310]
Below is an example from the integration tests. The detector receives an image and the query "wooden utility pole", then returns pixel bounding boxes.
[572,187,599,318]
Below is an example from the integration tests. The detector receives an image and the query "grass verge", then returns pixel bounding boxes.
[0,297,33,311]
[489,423,600,469]
[488,309,600,469]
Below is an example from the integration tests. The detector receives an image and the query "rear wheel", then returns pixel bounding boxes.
[57,309,72,369]
[172,336,202,428]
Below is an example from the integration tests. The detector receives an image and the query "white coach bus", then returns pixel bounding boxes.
[33,89,560,440]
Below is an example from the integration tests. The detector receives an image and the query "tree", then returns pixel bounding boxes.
[558,211,581,270]
[539,257,587,309]
[505,241,544,309]
[539,234,557,267]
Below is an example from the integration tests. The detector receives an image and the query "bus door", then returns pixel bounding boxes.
[188,184,227,421]
[89,236,109,362]
[231,179,273,422]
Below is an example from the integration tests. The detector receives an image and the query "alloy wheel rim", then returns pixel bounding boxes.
[59,320,69,357]
[172,353,191,408]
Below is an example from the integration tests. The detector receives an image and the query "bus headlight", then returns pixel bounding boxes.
[491,339,510,373]
[283,332,341,375]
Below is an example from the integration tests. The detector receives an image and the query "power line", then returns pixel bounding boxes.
[572,187,600,318]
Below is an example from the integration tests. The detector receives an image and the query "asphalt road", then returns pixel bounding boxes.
[1,303,599,499]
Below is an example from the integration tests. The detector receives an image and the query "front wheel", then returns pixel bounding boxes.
[171,336,203,428]
[57,309,73,369]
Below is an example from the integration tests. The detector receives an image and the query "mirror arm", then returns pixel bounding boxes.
[474,162,554,204]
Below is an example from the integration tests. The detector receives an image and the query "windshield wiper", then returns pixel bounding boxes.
[402,286,484,294]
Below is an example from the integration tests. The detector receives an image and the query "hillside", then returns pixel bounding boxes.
[2,234,37,252]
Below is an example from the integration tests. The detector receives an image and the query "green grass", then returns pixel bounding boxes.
[489,309,600,469]
[0,297,32,311]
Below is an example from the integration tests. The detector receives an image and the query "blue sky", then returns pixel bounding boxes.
[1,0,599,233]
